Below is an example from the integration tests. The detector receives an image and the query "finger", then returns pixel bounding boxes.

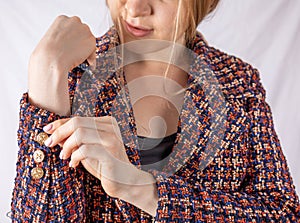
[45,116,96,147]
[69,144,107,168]
[69,116,118,135]
[87,50,97,70]
[94,116,122,142]
[45,116,118,147]
[43,118,70,134]
[58,139,66,147]
[44,118,76,147]
[61,127,105,159]
[95,116,118,125]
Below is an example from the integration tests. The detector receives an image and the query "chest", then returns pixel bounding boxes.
[132,96,182,137]
[125,73,187,138]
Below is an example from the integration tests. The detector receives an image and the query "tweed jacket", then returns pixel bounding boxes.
[11,27,300,222]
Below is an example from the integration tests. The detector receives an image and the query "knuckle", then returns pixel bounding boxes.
[75,127,85,138]
[72,116,81,129]
[56,15,68,21]
[110,116,118,125]
[55,119,65,127]
[52,128,60,140]
[106,135,117,149]
[107,115,114,121]
[78,145,88,158]
[82,23,90,31]
[70,16,81,23]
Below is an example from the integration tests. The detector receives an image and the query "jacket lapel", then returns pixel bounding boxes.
[110,44,251,180]
[81,28,252,220]
[159,51,251,177]
[158,53,229,176]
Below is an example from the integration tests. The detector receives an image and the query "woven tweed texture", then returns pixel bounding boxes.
[11,27,300,222]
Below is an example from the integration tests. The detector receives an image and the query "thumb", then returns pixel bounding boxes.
[87,50,97,70]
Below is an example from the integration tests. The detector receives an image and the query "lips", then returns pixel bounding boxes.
[124,21,153,38]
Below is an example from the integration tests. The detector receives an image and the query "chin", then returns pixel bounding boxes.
[122,38,159,55]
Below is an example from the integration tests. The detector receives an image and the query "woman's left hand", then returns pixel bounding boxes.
[43,116,142,199]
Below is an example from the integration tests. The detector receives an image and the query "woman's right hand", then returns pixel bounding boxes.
[28,15,96,116]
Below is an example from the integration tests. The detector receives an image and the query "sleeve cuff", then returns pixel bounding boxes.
[20,92,67,127]
[18,92,69,154]
[147,169,195,221]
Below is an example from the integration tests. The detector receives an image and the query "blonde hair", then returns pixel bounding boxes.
[185,0,220,45]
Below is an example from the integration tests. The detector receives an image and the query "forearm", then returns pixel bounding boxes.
[28,52,71,116]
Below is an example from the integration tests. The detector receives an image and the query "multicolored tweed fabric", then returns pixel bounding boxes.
[11,27,300,222]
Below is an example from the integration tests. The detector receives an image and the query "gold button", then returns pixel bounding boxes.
[31,167,44,180]
[36,132,49,146]
[33,150,45,163]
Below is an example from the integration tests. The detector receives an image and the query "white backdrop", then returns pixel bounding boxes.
[1,0,299,222]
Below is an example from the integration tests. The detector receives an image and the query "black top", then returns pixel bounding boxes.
[137,132,177,171]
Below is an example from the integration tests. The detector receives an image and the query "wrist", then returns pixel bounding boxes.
[29,49,69,75]
[119,168,158,217]
[28,90,70,116]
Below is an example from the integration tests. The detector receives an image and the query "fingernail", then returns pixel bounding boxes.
[44,137,52,147]
[59,150,64,159]
[43,124,52,132]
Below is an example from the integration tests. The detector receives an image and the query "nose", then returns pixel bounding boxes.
[124,0,152,17]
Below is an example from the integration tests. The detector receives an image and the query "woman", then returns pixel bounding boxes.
[11,0,300,222]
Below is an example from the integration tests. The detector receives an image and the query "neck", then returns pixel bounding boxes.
[124,61,188,88]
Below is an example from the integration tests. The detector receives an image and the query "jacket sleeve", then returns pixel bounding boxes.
[10,67,87,222]
[150,68,300,222]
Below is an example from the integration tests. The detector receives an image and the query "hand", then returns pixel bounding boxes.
[43,116,144,198]
[28,15,96,116]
